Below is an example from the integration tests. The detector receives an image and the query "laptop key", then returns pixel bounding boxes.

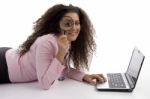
[107,73,126,88]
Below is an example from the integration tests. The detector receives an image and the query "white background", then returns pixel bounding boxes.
[0,0,150,99]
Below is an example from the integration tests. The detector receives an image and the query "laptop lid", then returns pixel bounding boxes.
[125,47,145,89]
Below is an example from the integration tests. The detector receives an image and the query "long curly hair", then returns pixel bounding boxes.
[18,4,96,70]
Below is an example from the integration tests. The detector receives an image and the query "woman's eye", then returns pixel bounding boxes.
[75,21,80,25]
[65,22,72,27]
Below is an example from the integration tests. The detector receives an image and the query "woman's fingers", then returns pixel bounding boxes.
[83,74,107,85]
[57,35,70,52]
[83,75,96,85]
[87,78,96,85]
[97,74,107,82]
[90,74,107,84]
[91,74,105,83]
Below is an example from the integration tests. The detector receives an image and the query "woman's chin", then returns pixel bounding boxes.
[68,36,78,42]
[68,38,77,42]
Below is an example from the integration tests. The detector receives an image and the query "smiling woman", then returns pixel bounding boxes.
[0,4,106,90]
[59,12,81,42]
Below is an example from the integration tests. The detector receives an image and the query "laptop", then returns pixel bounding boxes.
[96,47,145,92]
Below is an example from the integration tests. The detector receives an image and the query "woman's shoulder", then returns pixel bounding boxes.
[32,33,58,52]
[35,33,57,45]
[32,33,58,51]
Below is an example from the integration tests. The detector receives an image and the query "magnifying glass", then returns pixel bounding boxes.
[59,16,74,35]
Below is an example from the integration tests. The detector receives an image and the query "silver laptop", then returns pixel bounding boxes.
[96,47,145,92]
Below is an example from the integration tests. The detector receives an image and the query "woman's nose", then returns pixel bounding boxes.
[71,23,80,30]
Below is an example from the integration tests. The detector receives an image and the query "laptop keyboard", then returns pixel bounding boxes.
[107,73,126,88]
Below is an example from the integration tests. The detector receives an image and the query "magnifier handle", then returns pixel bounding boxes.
[64,31,68,35]
[64,31,66,35]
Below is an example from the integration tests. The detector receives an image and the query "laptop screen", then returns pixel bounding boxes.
[126,47,145,87]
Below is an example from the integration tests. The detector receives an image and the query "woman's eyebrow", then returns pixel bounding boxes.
[63,16,79,21]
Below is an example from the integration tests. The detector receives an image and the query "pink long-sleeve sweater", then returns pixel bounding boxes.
[5,34,85,90]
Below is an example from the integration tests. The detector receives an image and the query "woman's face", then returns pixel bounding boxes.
[59,12,80,42]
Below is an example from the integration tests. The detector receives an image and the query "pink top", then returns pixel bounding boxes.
[5,34,85,90]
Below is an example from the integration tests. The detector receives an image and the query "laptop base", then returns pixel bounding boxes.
[96,88,133,92]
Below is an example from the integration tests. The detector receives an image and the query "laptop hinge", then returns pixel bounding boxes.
[125,73,135,89]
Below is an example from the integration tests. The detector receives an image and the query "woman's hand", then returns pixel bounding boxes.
[56,34,70,64]
[82,74,107,85]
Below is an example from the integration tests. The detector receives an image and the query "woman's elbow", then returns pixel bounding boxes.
[38,79,55,90]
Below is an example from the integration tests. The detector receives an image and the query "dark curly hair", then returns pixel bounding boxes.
[18,4,96,70]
